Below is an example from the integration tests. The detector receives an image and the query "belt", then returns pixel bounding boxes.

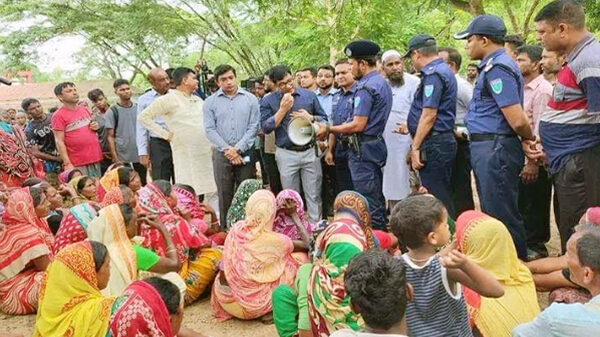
[470,133,517,142]
[357,134,382,142]
[282,144,313,152]
[429,130,453,137]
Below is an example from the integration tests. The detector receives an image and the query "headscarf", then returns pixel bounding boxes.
[96,168,120,203]
[59,168,80,185]
[211,190,298,320]
[101,186,126,207]
[87,204,137,296]
[225,179,262,228]
[53,203,98,252]
[307,214,369,336]
[33,241,115,337]
[580,207,600,225]
[332,190,375,248]
[0,128,42,187]
[69,175,96,202]
[173,185,209,234]
[0,188,54,281]
[273,189,313,240]
[109,280,175,337]
[456,211,540,337]
[138,182,208,263]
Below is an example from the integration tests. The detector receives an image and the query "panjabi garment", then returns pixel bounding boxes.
[273,189,313,240]
[211,190,298,321]
[456,211,540,337]
[138,90,216,195]
[225,179,262,228]
[53,203,98,252]
[33,241,115,337]
[0,188,54,314]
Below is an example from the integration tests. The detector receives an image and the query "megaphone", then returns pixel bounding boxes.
[288,116,317,146]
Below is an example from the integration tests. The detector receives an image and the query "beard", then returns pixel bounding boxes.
[387,71,405,86]
[318,83,333,90]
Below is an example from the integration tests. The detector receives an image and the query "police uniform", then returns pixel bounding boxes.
[406,34,458,218]
[455,15,527,258]
[344,40,393,230]
[331,84,356,193]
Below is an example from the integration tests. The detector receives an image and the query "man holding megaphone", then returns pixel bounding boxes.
[260,65,328,222]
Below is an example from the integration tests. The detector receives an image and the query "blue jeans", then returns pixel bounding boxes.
[419,132,457,218]
[470,136,527,259]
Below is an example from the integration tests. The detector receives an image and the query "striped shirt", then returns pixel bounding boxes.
[539,33,600,174]
[401,254,473,337]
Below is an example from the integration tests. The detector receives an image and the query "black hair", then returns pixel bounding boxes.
[439,47,462,69]
[345,249,407,330]
[335,58,349,66]
[54,82,75,96]
[119,184,133,200]
[353,55,378,66]
[87,88,105,102]
[417,45,439,57]
[30,186,45,207]
[534,0,585,30]
[214,64,237,81]
[468,63,478,68]
[504,34,525,48]
[119,203,135,226]
[68,169,82,182]
[317,64,335,75]
[576,228,600,273]
[21,98,40,111]
[166,68,175,80]
[48,107,58,114]
[47,212,63,235]
[154,180,172,197]
[22,177,43,187]
[299,67,317,77]
[113,78,130,89]
[269,65,292,83]
[144,277,181,315]
[475,34,505,45]
[172,67,196,87]
[517,44,544,63]
[389,195,446,249]
[117,167,134,185]
[207,77,218,89]
[89,240,108,272]
[174,183,196,196]
[76,176,91,193]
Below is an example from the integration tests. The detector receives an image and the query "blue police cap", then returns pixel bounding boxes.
[344,40,381,58]
[454,14,507,40]
[403,34,437,58]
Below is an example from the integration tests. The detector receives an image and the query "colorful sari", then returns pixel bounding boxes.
[109,280,175,337]
[87,204,137,296]
[96,168,119,203]
[101,186,125,207]
[69,175,97,205]
[456,210,540,337]
[173,185,208,234]
[273,189,313,240]
[53,203,98,252]
[138,182,220,304]
[33,241,116,337]
[0,128,43,187]
[211,190,298,321]
[307,191,372,337]
[0,188,54,315]
[225,179,261,228]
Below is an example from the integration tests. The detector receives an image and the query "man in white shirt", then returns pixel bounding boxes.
[439,47,475,215]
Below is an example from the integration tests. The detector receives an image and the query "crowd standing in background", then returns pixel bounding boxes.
[1,1,600,336]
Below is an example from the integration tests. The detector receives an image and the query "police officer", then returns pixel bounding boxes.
[404,34,458,218]
[454,14,540,259]
[317,40,392,230]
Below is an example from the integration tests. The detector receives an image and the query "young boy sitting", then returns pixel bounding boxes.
[390,195,504,337]
[331,249,411,337]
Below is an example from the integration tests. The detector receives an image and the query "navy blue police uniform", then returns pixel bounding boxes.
[331,84,356,193]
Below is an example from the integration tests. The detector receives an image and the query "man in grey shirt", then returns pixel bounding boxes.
[204,64,260,228]
[106,78,147,185]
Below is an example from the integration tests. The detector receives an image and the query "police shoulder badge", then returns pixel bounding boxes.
[424,84,434,98]
[490,78,503,95]
[354,96,360,108]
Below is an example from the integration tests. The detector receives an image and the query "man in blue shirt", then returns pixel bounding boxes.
[405,34,458,218]
[260,65,328,222]
[317,40,393,230]
[454,14,540,259]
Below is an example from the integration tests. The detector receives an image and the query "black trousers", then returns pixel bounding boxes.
[518,165,552,251]
[451,138,475,216]
[149,137,174,183]
[262,152,282,195]
[321,158,337,217]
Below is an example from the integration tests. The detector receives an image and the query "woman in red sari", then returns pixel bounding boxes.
[0,125,44,187]
[0,186,53,314]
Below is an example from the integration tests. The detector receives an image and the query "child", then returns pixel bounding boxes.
[0,109,12,133]
[15,111,27,129]
[389,195,504,337]
[331,249,411,337]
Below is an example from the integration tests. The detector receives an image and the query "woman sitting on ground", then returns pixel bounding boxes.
[87,203,180,295]
[69,175,99,206]
[102,184,136,208]
[53,202,100,252]
[138,180,222,304]
[225,178,262,229]
[33,240,114,337]
[211,190,310,321]
[0,187,53,315]
[96,166,142,203]
[273,189,313,245]
[456,210,540,337]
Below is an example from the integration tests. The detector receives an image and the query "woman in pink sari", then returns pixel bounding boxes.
[273,189,313,241]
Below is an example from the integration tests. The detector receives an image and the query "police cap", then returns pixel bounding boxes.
[403,34,437,58]
[454,14,507,40]
[344,40,381,59]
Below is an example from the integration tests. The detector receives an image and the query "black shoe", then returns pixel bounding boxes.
[526,247,548,261]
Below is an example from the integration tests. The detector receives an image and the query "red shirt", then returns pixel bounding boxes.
[51,105,103,166]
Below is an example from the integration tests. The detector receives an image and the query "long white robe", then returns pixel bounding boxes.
[383,73,420,201]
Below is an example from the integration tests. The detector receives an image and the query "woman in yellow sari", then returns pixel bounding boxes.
[33,240,114,337]
[69,175,99,206]
[456,210,540,337]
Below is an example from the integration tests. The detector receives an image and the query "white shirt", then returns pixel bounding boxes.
[455,74,473,127]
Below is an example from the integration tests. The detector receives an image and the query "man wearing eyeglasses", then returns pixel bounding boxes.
[260,65,328,222]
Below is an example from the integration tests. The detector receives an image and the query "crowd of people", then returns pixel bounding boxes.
[1,0,600,336]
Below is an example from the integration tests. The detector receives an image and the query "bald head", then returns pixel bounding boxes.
[147,68,170,95]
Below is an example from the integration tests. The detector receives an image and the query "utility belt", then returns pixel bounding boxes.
[339,134,383,156]
[469,133,517,142]
[281,143,313,152]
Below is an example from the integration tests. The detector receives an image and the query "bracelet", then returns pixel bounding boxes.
[325,123,331,135]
